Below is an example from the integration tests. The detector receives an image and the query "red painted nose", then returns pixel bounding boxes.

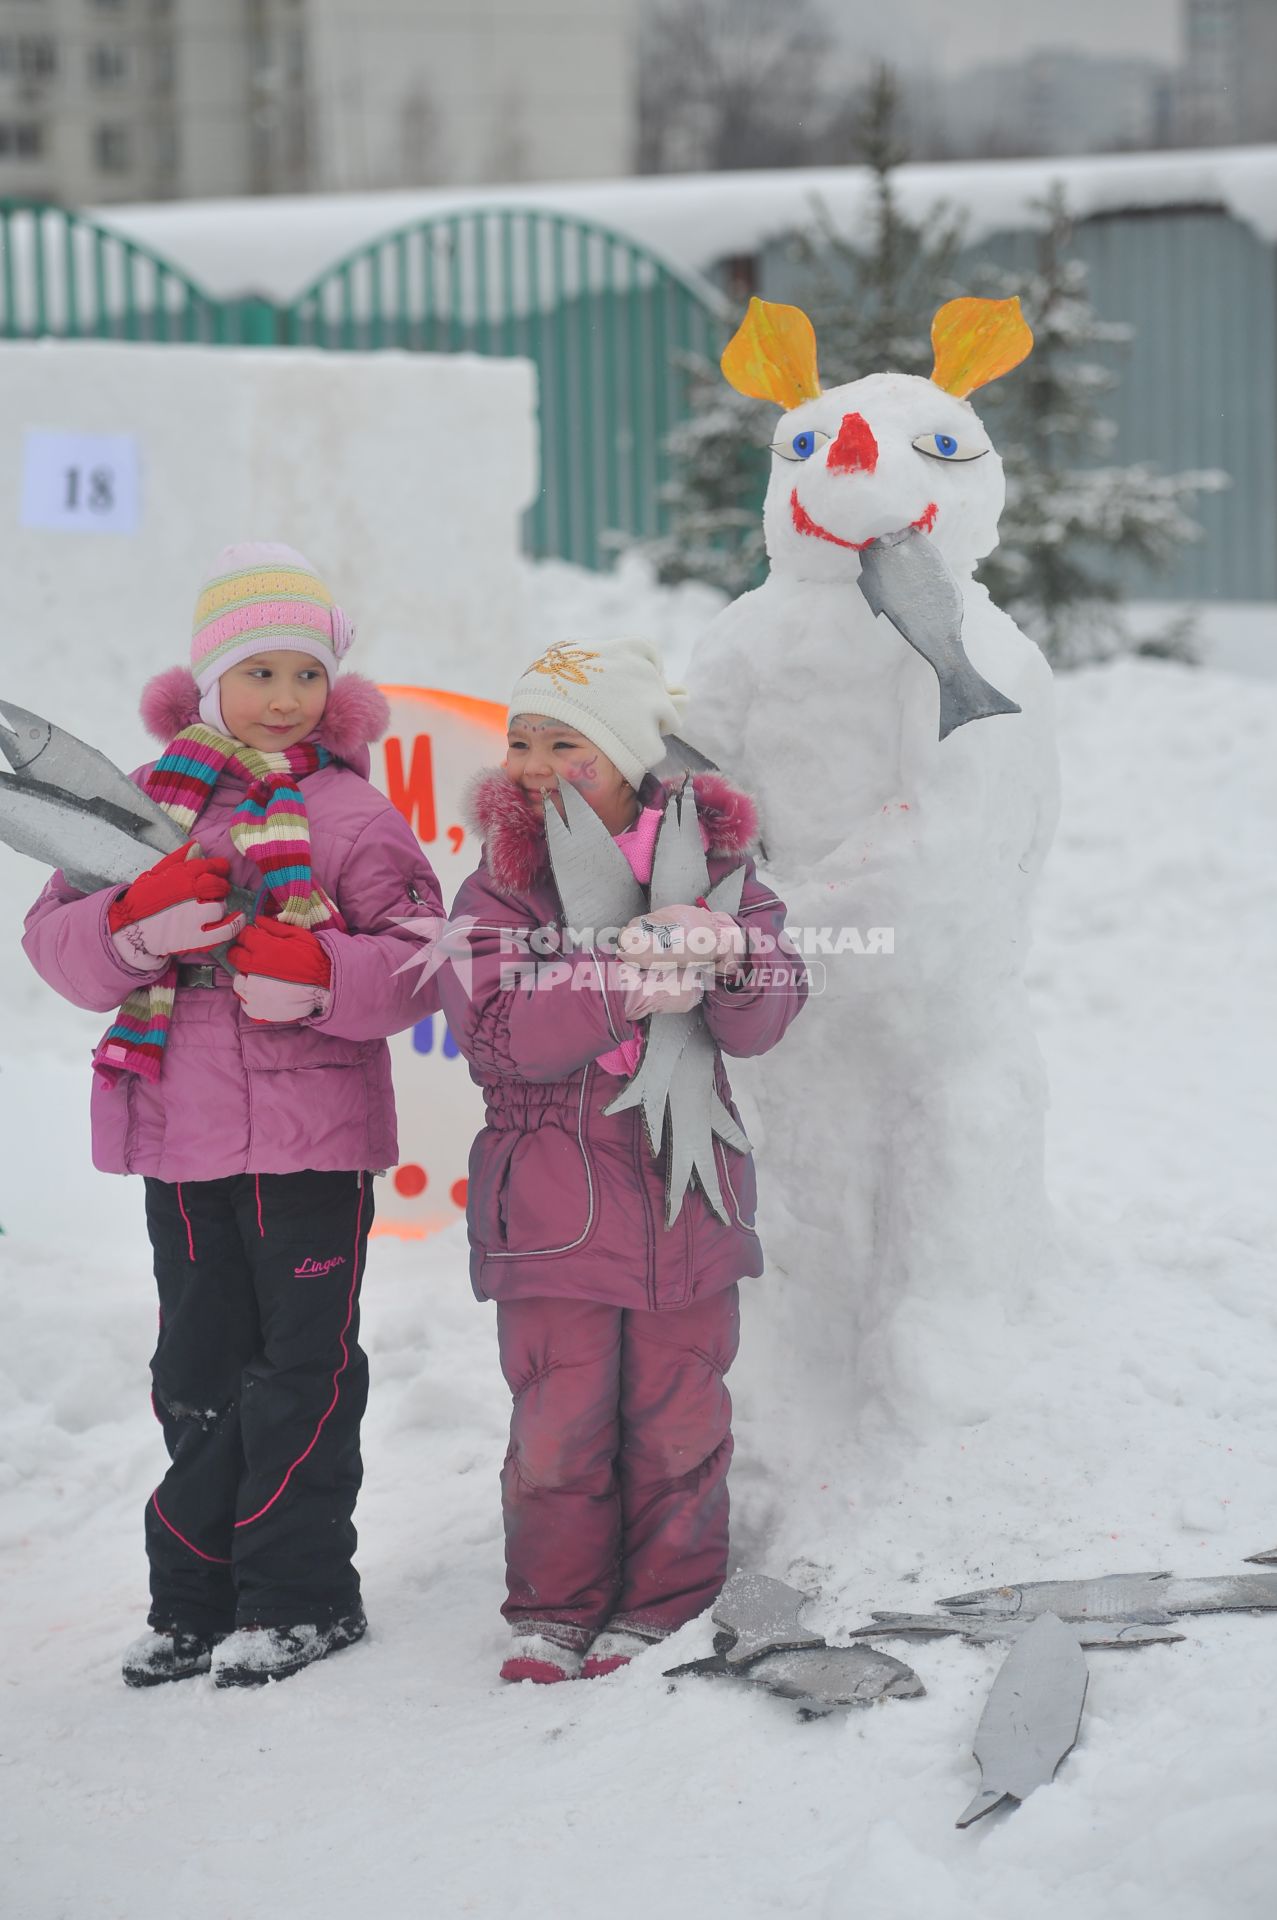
[827,411,879,475]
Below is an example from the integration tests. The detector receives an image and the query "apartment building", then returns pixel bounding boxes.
[0,0,636,206]
[1181,0,1277,144]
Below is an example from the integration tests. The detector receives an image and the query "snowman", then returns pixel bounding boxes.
[684,296,1061,1435]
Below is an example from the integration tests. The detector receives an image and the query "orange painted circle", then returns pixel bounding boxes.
[394,1164,428,1198]
[450,1179,468,1209]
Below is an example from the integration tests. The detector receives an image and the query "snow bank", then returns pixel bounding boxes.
[79,147,1277,305]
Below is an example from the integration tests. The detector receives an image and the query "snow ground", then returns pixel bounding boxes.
[1127,600,1276,680]
[2,579,1275,1918]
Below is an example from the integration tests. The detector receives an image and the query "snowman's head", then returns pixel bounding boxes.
[722,296,1033,585]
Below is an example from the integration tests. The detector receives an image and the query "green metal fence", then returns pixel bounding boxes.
[0,197,727,570]
[0,198,274,345]
[283,208,727,567]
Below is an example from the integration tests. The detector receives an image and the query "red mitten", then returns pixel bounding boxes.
[227,917,332,989]
[108,843,235,932]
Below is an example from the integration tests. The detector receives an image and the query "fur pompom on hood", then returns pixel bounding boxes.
[466,766,759,896]
[139,665,390,759]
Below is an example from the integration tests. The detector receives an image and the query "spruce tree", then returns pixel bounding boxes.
[791,66,964,385]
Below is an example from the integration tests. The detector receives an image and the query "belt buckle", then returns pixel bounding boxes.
[179,962,218,989]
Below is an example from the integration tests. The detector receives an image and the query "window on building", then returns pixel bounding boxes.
[94,124,131,171]
[153,123,177,177]
[0,123,46,159]
[90,43,129,84]
[14,37,57,77]
[151,41,174,92]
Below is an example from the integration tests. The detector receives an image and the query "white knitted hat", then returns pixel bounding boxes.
[507,638,687,788]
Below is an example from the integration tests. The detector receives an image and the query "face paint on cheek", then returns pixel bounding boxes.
[564,754,600,788]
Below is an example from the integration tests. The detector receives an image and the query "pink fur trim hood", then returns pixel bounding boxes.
[466,766,759,896]
[139,664,390,761]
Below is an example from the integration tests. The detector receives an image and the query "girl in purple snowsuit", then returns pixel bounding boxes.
[437,638,806,1683]
[22,542,443,1690]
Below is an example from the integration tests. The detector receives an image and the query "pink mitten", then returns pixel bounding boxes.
[111,899,247,972]
[620,961,707,1021]
[232,972,332,1025]
[617,904,747,975]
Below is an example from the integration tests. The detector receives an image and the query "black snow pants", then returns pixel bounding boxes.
[142,1169,373,1635]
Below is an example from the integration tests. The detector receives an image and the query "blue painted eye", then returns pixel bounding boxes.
[769,427,830,463]
[911,429,988,464]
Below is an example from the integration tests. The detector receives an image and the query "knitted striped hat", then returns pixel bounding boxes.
[191,541,355,731]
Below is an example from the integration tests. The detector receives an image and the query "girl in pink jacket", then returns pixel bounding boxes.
[22,543,443,1691]
[437,639,806,1683]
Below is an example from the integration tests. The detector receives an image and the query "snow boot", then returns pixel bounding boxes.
[499,1631,583,1684]
[210,1608,367,1689]
[122,1626,223,1688]
[581,1629,656,1678]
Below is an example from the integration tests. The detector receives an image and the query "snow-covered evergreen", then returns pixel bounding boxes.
[641,369,773,598]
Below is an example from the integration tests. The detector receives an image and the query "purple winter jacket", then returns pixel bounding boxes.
[438,769,808,1310]
[22,671,443,1183]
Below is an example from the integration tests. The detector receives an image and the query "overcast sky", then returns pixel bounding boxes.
[827,0,1183,76]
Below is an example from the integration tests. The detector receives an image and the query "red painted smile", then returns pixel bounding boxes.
[791,490,939,549]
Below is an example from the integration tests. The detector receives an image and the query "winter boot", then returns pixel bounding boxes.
[499,1630,584,1684]
[122,1626,223,1688]
[581,1629,656,1679]
[210,1608,367,1689]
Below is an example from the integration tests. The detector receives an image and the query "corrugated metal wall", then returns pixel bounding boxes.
[980,210,1275,601]
[762,207,1276,602]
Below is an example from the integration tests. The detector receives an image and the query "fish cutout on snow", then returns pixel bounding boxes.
[938,1567,1277,1623]
[956,1610,1089,1828]
[711,1569,826,1668]
[665,1566,924,1715]
[847,1611,1183,1649]
[665,1642,925,1717]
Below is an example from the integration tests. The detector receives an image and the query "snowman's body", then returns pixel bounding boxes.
[686,362,1060,1427]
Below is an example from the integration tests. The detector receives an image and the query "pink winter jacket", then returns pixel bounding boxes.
[22,671,443,1183]
[439,770,808,1310]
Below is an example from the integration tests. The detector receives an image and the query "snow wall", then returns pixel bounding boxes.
[0,342,539,709]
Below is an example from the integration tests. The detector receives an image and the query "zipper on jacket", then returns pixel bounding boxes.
[632,1118,657,1311]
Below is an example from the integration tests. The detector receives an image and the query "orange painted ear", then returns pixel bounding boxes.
[721,297,821,409]
[930,296,1033,398]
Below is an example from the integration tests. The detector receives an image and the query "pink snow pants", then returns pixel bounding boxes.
[495,1285,741,1649]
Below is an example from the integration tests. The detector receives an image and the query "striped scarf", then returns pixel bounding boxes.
[93,725,345,1087]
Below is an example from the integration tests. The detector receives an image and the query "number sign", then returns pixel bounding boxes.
[20,429,140,535]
